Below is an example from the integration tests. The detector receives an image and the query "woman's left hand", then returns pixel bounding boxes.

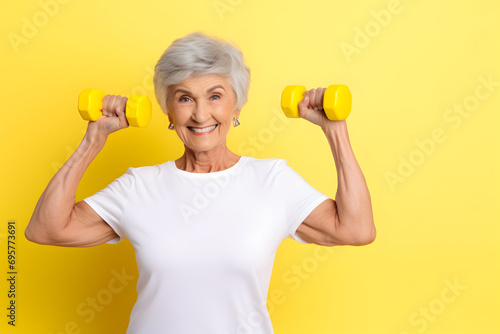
[297,87,334,129]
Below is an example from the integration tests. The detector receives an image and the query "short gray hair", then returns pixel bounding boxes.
[153,32,251,115]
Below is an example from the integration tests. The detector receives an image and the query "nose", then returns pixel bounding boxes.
[191,100,211,123]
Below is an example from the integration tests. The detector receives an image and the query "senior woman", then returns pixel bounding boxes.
[26,32,375,333]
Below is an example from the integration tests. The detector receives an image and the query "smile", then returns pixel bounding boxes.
[188,124,218,135]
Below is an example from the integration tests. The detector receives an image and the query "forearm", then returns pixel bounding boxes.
[322,121,375,242]
[26,133,106,241]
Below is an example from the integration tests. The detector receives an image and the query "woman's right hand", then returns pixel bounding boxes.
[85,95,130,143]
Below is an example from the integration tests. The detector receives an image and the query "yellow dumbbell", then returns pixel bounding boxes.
[280,84,352,121]
[78,88,152,127]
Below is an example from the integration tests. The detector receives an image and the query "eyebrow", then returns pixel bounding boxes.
[173,85,226,95]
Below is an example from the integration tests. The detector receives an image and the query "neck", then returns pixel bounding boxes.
[176,144,240,173]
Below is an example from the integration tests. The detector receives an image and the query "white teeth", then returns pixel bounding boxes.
[189,125,217,133]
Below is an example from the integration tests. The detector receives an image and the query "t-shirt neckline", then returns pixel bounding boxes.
[169,156,247,177]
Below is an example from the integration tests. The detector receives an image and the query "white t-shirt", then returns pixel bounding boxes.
[83,156,329,334]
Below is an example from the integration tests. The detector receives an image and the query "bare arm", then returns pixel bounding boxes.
[294,88,375,246]
[25,95,129,247]
[296,121,375,246]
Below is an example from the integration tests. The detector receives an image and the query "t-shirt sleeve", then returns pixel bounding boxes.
[274,160,330,244]
[83,167,135,244]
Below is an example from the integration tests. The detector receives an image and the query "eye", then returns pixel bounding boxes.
[180,96,191,103]
[210,95,221,101]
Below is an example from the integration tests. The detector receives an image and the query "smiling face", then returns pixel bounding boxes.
[166,74,241,154]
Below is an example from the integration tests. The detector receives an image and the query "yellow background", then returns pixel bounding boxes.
[1,0,499,333]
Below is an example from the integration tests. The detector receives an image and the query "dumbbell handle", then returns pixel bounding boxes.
[78,88,152,127]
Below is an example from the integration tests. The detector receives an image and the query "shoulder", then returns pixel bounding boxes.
[121,162,169,179]
[241,156,288,168]
[241,156,289,173]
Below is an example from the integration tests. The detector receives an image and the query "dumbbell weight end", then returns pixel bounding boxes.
[280,85,306,118]
[126,94,152,128]
[78,88,105,122]
[323,84,352,121]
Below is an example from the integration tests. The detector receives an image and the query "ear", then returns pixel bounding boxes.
[166,110,173,123]
[233,108,241,120]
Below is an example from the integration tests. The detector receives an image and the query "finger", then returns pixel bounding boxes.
[115,107,129,128]
[311,87,322,110]
[316,87,325,110]
[109,95,121,117]
[102,95,110,116]
[118,96,127,115]
[103,95,118,117]
[308,89,318,110]
[116,97,129,128]
[311,88,324,111]
[298,94,324,124]
[298,94,315,118]
[298,91,310,110]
